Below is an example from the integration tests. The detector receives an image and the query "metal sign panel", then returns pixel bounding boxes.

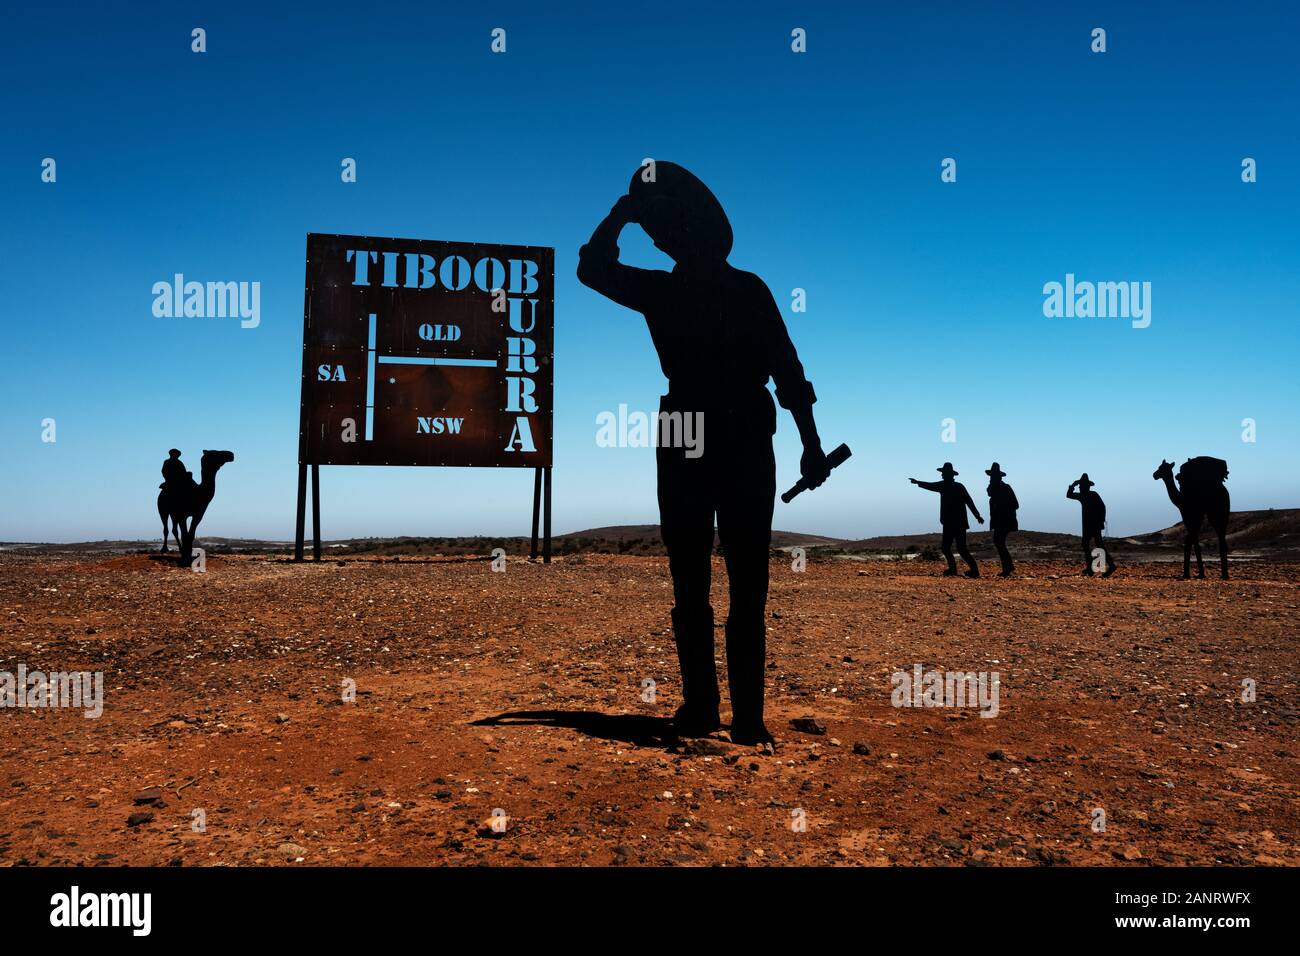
[298,233,554,468]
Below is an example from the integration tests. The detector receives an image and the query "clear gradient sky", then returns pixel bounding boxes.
[2,1,1296,542]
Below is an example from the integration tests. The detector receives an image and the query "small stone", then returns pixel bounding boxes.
[790,716,826,735]
[683,739,730,757]
[852,742,871,756]
[133,787,163,805]
[278,842,307,861]
[126,811,155,827]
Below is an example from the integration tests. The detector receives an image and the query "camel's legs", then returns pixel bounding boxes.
[1182,536,1192,578]
[160,520,169,553]
[180,517,198,566]
[1193,536,1205,577]
[173,519,184,551]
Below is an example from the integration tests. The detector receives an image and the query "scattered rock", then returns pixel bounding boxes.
[683,739,730,756]
[790,716,826,735]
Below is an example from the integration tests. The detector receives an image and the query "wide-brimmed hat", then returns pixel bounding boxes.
[628,161,733,264]
[1076,473,1095,489]
[169,448,182,457]
[985,462,1007,478]
[937,462,958,477]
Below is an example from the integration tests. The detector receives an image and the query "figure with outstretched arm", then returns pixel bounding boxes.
[910,463,983,577]
[577,162,830,751]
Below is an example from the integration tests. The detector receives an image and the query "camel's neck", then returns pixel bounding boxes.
[1160,473,1181,506]
[200,467,218,493]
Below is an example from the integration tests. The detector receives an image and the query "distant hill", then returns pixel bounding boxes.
[1133,508,1300,552]
[4,508,1297,560]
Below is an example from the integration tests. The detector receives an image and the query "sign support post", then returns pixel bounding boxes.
[543,465,552,564]
[530,467,543,559]
[311,463,322,561]
[294,462,307,561]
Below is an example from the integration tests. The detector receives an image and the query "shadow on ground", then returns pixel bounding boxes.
[471,709,685,749]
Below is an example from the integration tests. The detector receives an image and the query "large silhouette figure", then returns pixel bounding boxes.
[156,449,234,565]
[577,161,830,749]
[1067,473,1114,576]
[910,463,983,577]
[985,462,1019,577]
[1153,457,1230,579]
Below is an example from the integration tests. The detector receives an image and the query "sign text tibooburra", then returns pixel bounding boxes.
[298,233,554,467]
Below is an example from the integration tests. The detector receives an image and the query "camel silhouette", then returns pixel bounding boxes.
[1153,457,1230,579]
[157,449,234,565]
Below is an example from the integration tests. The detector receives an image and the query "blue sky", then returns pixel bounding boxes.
[1,1,1296,542]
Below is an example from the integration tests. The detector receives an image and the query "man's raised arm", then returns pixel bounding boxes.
[576,195,663,313]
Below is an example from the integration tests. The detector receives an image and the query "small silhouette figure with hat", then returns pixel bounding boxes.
[985,463,1019,577]
[910,463,983,577]
[157,449,191,552]
[1067,473,1115,576]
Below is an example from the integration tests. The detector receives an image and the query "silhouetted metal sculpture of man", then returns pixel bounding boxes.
[1067,473,1115,576]
[160,448,187,490]
[910,463,983,577]
[577,162,829,749]
[985,462,1019,577]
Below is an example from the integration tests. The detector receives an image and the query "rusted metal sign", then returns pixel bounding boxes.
[298,233,554,468]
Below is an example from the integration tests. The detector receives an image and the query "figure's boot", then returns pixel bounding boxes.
[725,613,774,750]
[670,606,720,736]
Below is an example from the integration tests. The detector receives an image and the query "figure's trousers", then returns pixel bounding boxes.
[940,526,976,572]
[993,528,1014,574]
[1082,528,1113,573]
[656,425,775,728]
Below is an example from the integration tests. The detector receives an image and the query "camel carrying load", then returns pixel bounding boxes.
[1153,456,1230,579]
[1177,456,1229,487]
